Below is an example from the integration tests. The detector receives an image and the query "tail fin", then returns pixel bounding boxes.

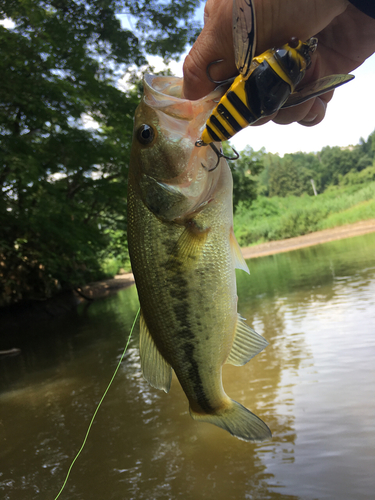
[190,399,271,442]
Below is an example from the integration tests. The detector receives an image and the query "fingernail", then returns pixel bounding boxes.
[301,113,318,123]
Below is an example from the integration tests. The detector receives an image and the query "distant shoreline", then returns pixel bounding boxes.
[81,218,375,300]
[241,218,375,259]
[3,220,373,334]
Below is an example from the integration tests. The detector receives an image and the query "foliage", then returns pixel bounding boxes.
[319,198,375,229]
[257,130,375,197]
[0,0,202,306]
[1,0,374,307]
[268,155,304,197]
[339,164,375,186]
[234,181,375,247]
[225,144,264,213]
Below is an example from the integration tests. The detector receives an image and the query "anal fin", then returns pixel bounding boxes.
[139,311,172,393]
[226,314,268,366]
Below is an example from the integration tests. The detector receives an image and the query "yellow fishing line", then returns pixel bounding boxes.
[53,307,140,500]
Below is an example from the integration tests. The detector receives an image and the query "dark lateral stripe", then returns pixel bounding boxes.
[182,343,214,413]
[210,115,231,139]
[169,270,214,414]
[205,124,221,142]
[227,91,255,124]
[217,103,242,133]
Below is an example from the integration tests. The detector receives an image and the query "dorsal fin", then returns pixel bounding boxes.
[226,314,268,366]
[139,311,172,393]
[230,228,249,274]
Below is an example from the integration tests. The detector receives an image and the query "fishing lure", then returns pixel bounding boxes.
[196,0,354,148]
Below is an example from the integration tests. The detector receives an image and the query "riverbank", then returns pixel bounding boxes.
[81,218,375,299]
[241,218,375,259]
[2,219,373,341]
[77,272,135,300]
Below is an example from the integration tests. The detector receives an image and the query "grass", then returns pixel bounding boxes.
[319,198,375,229]
[100,256,131,277]
[234,181,375,247]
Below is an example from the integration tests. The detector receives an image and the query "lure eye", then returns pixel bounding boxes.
[137,124,155,145]
[288,37,300,49]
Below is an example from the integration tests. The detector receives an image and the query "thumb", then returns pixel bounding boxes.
[183,0,235,99]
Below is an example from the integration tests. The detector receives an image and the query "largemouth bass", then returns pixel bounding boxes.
[127,75,271,442]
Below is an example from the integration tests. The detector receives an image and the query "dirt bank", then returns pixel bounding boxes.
[241,218,375,259]
[82,219,375,300]
[77,272,135,301]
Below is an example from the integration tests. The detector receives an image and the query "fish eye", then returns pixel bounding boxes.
[137,124,155,145]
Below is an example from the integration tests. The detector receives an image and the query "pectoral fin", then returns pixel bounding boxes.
[230,228,249,274]
[167,220,209,270]
[139,311,172,393]
[226,314,268,366]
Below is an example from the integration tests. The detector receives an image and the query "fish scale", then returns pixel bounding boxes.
[127,74,271,441]
[129,168,235,407]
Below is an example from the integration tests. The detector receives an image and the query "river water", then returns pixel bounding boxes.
[1,233,374,500]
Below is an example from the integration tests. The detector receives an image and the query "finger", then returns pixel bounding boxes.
[272,100,316,125]
[298,97,327,126]
[183,0,235,99]
[251,113,277,127]
[271,84,334,126]
[271,98,326,127]
[296,88,334,126]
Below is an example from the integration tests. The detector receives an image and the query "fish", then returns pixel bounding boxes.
[127,74,271,442]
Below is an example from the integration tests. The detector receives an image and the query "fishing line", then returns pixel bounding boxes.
[53,307,140,500]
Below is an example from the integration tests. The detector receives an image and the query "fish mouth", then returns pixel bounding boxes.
[143,74,224,123]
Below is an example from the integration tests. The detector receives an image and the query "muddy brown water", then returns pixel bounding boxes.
[1,233,374,500]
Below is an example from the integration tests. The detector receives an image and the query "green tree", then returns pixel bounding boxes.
[268,156,304,197]
[0,0,202,306]
[318,145,363,189]
[359,130,375,160]
[225,144,264,212]
[283,152,321,195]
[257,152,278,197]
[370,130,375,159]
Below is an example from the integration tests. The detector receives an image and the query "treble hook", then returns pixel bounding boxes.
[195,141,240,172]
[206,60,236,86]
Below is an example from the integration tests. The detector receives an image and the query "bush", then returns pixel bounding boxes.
[340,165,375,186]
[234,182,375,247]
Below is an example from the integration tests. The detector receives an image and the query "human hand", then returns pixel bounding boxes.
[183,0,375,126]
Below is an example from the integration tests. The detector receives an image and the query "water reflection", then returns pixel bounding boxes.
[1,233,374,500]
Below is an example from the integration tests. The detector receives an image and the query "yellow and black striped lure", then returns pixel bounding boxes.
[197,0,354,148]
